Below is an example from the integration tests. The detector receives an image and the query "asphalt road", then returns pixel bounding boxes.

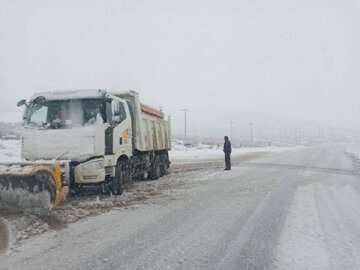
[1,145,360,270]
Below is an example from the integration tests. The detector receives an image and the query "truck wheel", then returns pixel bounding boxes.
[124,159,132,184]
[160,154,170,176]
[113,161,125,195]
[126,160,133,183]
[160,165,169,176]
[150,158,161,180]
[140,172,149,181]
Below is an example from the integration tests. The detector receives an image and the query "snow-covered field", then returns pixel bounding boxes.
[170,141,298,162]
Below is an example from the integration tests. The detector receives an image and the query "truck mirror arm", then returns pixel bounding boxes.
[17,99,28,107]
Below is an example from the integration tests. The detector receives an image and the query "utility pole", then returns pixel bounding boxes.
[250,122,254,146]
[181,109,188,140]
[230,120,234,139]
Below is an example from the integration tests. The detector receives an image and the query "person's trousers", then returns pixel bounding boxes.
[225,153,231,170]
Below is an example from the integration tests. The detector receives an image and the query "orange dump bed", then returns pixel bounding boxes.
[141,104,164,119]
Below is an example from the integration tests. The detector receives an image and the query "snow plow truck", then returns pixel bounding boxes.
[0,90,171,211]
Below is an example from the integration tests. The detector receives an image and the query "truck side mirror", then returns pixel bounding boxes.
[17,99,27,107]
[33,96,47,106]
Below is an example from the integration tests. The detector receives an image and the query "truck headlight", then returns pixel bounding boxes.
[81,159,104,171]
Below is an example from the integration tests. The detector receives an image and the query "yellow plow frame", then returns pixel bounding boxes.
[0,162,65,211]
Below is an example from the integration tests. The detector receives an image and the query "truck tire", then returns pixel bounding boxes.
[140,172,149,181]
[160,155,169,176]
[113,161,125,195]
[124,159,132,184]
[150,158,161,180]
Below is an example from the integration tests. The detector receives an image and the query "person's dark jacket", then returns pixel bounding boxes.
[223,137,232,154]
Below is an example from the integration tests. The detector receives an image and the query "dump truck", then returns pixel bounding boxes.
[0,90,171,211]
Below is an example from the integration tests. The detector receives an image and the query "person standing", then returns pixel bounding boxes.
[223,136,232,170]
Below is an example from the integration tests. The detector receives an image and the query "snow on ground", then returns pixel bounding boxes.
[343,145,360,173]
[0,140,21,163]
[170,141,298,162]
[0,167,211,250]
[275,184,330,270]
[0,138,286,249]
[345,144,360,159]
[276,182,360,270]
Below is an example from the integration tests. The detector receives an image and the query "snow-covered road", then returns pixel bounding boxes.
[1,145,360,270]
[276,174,360,270]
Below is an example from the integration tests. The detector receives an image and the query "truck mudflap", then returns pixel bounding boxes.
[0,162,64,211]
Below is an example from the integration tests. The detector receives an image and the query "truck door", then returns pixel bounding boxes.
[109,99,132,159]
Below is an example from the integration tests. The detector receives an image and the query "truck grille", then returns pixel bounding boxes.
[83,175,99,181]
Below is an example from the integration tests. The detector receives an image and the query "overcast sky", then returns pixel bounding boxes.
[0,0,359,137]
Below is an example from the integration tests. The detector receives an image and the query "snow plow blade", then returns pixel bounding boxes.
[0,162,64,211]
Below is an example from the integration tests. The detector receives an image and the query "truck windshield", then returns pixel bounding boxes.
[25,99,106,129]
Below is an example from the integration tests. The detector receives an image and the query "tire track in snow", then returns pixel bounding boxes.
[276,181,360,270]
[316,183,360,269]
[275,184,331,270]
